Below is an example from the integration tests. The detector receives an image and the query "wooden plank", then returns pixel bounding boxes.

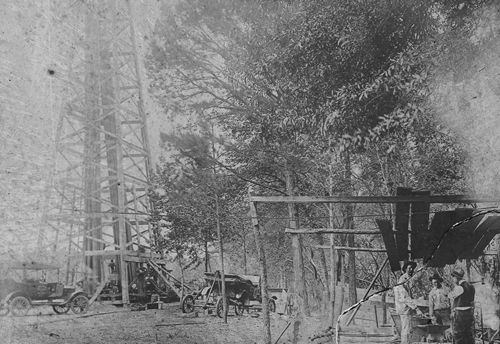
[75,250,160,259]
[442,209,477,262]
[123,255,153,263]
[338,334,394,343]
[433,209,479,264]
[249,195,496,204]
[455,211,486,259]
[469,215,500,258]
[426,211,455,267]
[376,219,400,272]
[339,333,393,338]
[395,188,412,261]
[285,228,381,235]
[410,191,430,259]
[88,282,106,306]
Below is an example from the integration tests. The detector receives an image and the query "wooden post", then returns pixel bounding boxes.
[315,233,330,313]
[65,189,77,284]
[382,262,390,324]
[330,244,337,326]
[328,151,338,326]
[210,124,227,322]
[131,186,141,247]
[248,191,271,344]
[342,152,357,316]
[215,193,227,323]
[343,201,356,313]
[285,169,310,316]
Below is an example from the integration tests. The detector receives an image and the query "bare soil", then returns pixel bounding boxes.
[0,303,328,344]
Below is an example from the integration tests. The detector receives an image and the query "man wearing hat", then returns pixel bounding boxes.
[428,272,450,325]
[394,260,423,344]
[448,268,475,344]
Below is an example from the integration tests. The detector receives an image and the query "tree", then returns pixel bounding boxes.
[147,0,476,331]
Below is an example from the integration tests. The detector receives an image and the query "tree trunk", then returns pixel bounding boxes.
[211,124,227,323]
[328,203,339,324]
[204,240,209,272]
[177,251,185,310]
[315,233,330,312]
[243,234,247,275]
[343,152,357,309]
[327,149,339,324]
[215,193,227,323]
[285,168,310,316]
[248,190,271,344]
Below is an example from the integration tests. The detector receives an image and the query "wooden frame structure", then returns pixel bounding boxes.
[36,0,156,305]
[249,193,499,331]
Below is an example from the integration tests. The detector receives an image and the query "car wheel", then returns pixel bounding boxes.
[268,299,276,313]
[70,295,89,314]
[234,303,244,316]
[216,297,228,318]
[10,296,31,317]
[181,295,195,313]
[0,305,9,316]
[53,304,70,314]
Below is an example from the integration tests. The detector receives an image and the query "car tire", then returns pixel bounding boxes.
[181,295,195,313]
[10,296,31,317]
[0,305,9,316]
[268,299,276,313]
[234,303,244,316]
[53,304,70,314]
[70,295,89,314]
[216,297,228,318]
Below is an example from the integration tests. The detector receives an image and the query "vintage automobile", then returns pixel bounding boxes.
[0,261,89,316]
[181,271,276,317]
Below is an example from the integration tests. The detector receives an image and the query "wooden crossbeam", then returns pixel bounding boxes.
[336,246,385,252]
[250,195,497,204]
[73,250,160,258]
[314,245,386,252]
[286,228,381,235]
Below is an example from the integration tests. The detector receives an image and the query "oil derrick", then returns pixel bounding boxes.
[37,0,156,305]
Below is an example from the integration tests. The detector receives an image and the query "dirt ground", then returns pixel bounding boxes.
[0,302,329,344]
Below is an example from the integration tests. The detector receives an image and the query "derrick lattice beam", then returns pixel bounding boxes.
[38,0,155,305]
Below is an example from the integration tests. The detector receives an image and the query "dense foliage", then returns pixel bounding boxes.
[147,0,486,306]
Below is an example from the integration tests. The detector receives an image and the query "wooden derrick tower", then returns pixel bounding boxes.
[37,0,156,304]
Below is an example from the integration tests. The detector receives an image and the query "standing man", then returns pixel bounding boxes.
[449,268,475,344]
[394,260,423,344]
[428,272,450,325]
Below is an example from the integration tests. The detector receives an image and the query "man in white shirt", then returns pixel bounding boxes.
[428,272,450,325]
[394,260,423,344]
